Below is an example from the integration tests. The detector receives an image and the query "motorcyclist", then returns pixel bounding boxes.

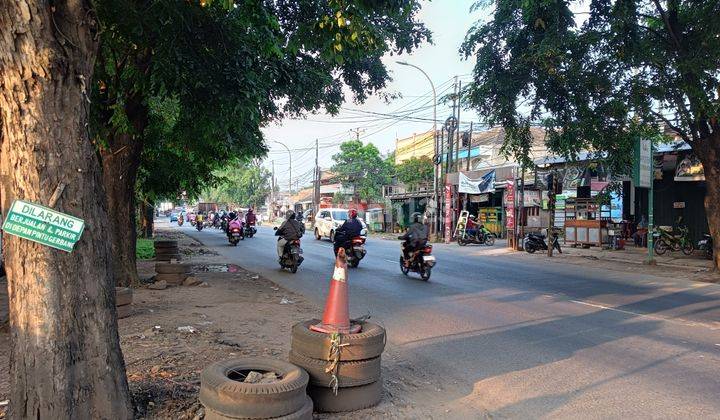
[466,215,479,238]
[333,209,364,254]
[275,210,305,260]
[245,207,257,226]
[399,213,429,265]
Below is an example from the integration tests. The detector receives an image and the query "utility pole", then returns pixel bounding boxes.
[466,121,473,172]
[314,139,320,216]
[350,127,365,141]
[270,160,275,220]
[547,171,557,257]
[455,80,462,172]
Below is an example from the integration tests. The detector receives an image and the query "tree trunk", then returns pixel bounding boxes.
[697,133,720,271]
[100,132,144,287]
[139,199,154,238]
[0,2,132,418]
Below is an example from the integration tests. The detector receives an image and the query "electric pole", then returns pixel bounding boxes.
[455,80,462,172]
[350,127,365,141]
[314,139,320,216]
[270,160,275,220]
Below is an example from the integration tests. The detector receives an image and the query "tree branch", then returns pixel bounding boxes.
[651,0,683,51]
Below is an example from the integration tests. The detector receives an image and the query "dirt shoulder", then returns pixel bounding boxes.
[0,228,451,419]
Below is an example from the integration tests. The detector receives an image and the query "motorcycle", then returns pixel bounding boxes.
[177,215,184,227]
[653,225,693,255]
[697,233,714,260]
[344,236,367,268]
[195,216,204,231]
[524,231,562,254]
[399,240,435,281]
[458,229,495,246]
[227,219,243,246]
[274,227,303,273]
[244,222,257,238]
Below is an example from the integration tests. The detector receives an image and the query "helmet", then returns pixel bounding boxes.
[469,215,476,220]
[286,210,296,220]
[349,209,358,219]
[411,212,422,223]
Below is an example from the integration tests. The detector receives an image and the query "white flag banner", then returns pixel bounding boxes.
[458,171,495,194]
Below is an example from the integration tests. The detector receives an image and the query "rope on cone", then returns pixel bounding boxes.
[325,332,349,395]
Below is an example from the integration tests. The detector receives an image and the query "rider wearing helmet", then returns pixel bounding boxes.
[275,210,305,259]
[399,212,429,263]
[333,209,364,254]
[466,214,479,238]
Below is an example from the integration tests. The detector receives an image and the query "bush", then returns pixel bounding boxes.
[136,238,155,260]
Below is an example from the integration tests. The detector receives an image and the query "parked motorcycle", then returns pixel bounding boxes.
[399,240,435,281]
[697,233,714,260]
[458,229,495,246]
[653,226,693,255]
[274,227,303,273]
[244,222,257,238]
[227,219,243,246]
[524,231,562,254]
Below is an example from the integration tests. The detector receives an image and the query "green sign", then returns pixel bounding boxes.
[2,200,85,252]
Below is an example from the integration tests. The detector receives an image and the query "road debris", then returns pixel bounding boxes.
[177,326,197,333]
[280,298,294,304]
[148,280,168,290]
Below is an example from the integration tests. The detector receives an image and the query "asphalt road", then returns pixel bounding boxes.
[176,220,720,418]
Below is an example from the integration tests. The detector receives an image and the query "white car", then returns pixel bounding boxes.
[314,208,366,241]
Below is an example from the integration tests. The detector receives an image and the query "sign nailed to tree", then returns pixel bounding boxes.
[2,200,85,252]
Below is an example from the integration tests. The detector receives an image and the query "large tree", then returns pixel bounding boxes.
[0,1,132,417]
[463,0,720,268]
[396,156,434,189]
[203,161,272,208]
[332,140,395,201]
[92,0,430,286]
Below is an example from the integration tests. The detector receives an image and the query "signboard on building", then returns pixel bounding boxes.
[633,138,652,188]
[674,155,705,181]
[1,200,85,252]
[458,171,495,194]
[504,180,515,229]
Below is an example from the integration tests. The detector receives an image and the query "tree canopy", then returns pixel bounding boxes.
[462,0,719,172]
[332,140,394,201]
[396,156,434,189]
[202,162,272,208]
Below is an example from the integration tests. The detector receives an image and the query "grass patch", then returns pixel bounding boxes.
[136,238,155,260]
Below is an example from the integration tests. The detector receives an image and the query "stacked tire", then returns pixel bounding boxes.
[154,240,181,261]
[155,262,192,286]
[116,287,133,319]
[290,319,386,412]
[199,358,312,420]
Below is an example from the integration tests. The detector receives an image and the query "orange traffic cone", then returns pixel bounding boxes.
[311,248,362,334]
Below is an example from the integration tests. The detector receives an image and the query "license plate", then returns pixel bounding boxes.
[354,246,365,252]
[423,255,436,262]
[699,240,708,245]
[232,233,240,237]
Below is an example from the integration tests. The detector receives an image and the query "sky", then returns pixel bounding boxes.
[262,0,487,192]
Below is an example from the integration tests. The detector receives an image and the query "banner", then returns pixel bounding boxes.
[505,180,515,229]
[633,138,652,188]
[674,154,705,181]
[458,170,495,194]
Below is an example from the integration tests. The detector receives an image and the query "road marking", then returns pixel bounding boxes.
[384,259,397,264]
[569,299,720,331]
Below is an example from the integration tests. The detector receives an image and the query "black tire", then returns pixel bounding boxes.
[308,380,382,413]
[525,246,536,254]
[290,263,298,274]
[349,259,360,268]
[199,358,309,419]
[420,267,431,281]
[485,235,496,246]
[291,320,386,362]
[205,396,312,420]
[329,230,335,243]
[400,256,409,275]
[115,287,133,307]
[682,242,694,255]
[654,239,668,255]
[289,351,381,388]
[117,304,132,319]
[315,229,321,240]
[457,237,467,246]
[155,263,191,274]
